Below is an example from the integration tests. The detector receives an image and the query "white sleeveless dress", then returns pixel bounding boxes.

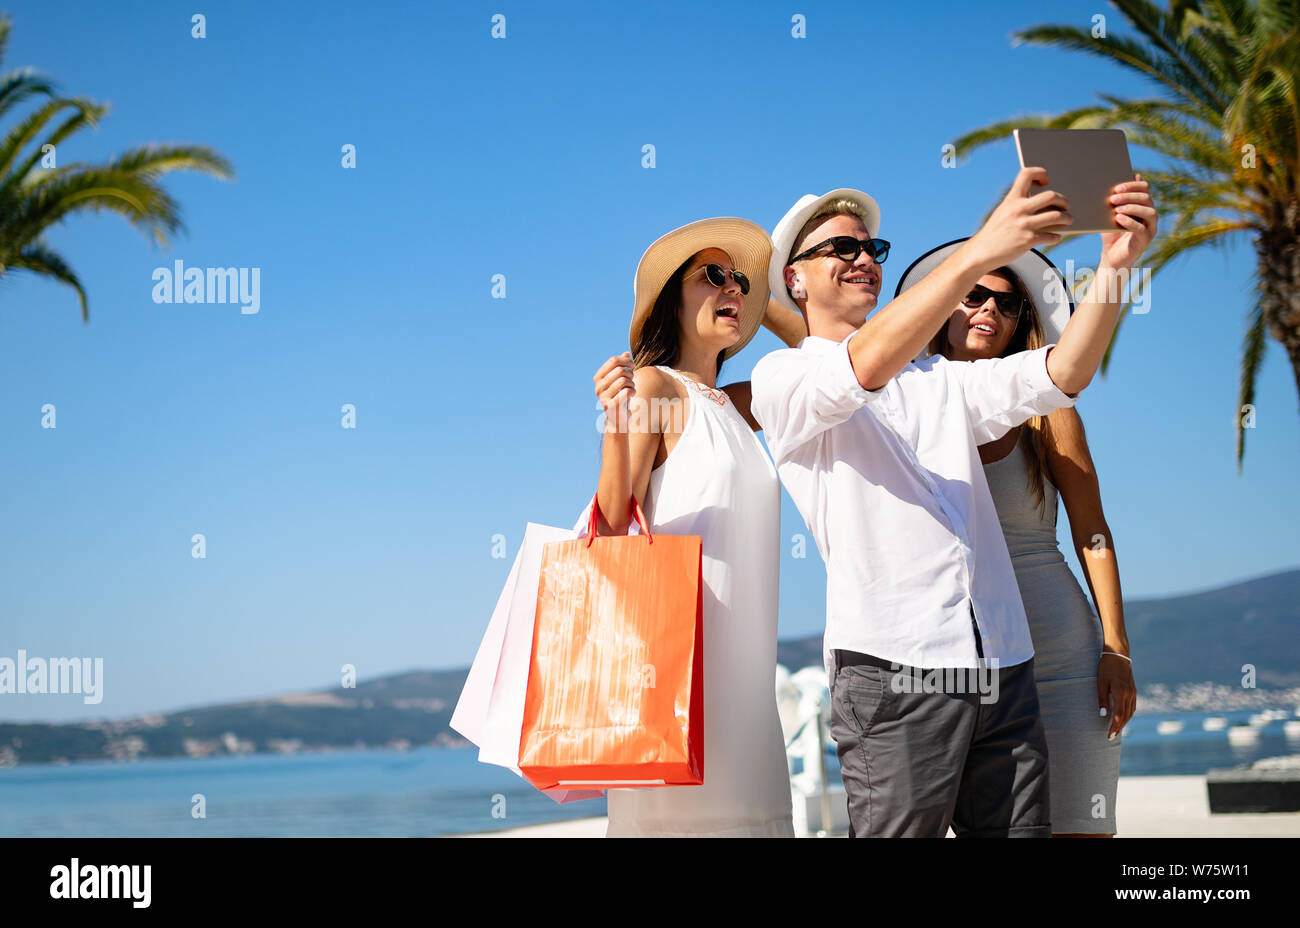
[605,367,794,837]
[983,439,1121,834]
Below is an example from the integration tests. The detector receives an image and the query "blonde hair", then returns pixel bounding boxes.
[930,268,1053,517]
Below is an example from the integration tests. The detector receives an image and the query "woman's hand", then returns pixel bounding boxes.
[1097,651,1137,739]
[1098,174,1157,271]
[594,352,635,432]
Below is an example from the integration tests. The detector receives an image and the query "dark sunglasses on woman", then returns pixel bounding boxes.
[961,284,1026,320]
[791,235,891,265]
[686,263,750,295]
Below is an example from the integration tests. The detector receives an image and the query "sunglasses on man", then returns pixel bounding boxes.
[961,284,1027,320]
[791,235,891,265]
[685,263,751,295]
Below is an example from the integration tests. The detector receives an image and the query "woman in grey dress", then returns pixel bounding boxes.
[898,239,1138,836]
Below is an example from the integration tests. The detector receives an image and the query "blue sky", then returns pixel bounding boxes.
[1,0,1296,722]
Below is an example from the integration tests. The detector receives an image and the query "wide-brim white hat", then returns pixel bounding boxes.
[631,217,772,362]
[893,238,1074,361]
[769,188,882,313]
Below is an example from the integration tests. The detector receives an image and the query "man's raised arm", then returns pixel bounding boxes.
[847,167,1072,390]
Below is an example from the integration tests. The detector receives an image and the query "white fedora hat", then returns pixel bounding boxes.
[631,217,772,362]
[893,238,1074,361]
[769,188,882,313]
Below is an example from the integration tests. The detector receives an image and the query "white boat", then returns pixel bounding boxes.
[1202,716,1228,731]
[1227,725,1260,745]
[1284,720,1300,740]
[1156,720,1184,735]
[1249,712,1272,727]
[1266,708,1290,721]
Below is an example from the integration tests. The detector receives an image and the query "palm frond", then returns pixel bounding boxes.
[1094,96,1228,160]
[1139,169,1262,223]
[1253,0,1300,36]
[1013,23,1222,119]
[1,168,182,256]
[1227,28,1300,187]
[0,99,106,196]
[1099,218,1254,372]
[949,108,1109,160]
[1110,0,1234,109]
[7,242,88,322]
[0,96,102,180]
[0,15,233,325]
[1236,294,1268,468]
[0,68,56,122]
[106,143,235,181]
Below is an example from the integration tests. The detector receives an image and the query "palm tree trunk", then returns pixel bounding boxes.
[1258,200,1300,416]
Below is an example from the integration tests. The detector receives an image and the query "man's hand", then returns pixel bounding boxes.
[964,167,1073,271]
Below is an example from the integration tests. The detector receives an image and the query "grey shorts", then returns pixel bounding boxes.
[828,651,1051,838]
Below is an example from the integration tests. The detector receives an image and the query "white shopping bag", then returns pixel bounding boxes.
[450,513,605,803]
[449,524,533,747]
[453,521,571,766]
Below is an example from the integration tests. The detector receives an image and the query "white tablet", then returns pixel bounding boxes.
[1013,129,1134,234]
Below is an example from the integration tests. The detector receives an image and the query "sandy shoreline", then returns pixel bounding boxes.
[457,775,1300,837]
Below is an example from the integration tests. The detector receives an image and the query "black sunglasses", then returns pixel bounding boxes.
[686,262,750,295]
[791,235,891,265]
[961,284,1026,320]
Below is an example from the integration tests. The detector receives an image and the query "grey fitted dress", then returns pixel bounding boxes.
[983,440,1120,834]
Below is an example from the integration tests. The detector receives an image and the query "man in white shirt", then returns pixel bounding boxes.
[751,168,1156,837]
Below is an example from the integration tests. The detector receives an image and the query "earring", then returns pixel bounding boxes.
[791,277,806,300]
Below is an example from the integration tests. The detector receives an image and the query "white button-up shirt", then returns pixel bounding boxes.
[751,334,1077,673]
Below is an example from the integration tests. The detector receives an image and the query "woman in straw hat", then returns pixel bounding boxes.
[895,239,1137,837]
[590,217,803,836]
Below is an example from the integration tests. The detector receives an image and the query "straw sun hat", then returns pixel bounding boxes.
[893,237,1075,361]
[630,217,772,362]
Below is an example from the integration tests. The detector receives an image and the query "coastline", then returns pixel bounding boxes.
[457,775,1300,837]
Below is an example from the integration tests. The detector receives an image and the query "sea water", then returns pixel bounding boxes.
[0,745,605,837]
[0,707,1294,837]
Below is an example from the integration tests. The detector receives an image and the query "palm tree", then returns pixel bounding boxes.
[0,15,233,323]
[951,0,1298,467]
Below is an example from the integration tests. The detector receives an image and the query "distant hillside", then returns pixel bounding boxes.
[1122,568,1300,688]
[0,670,469,767]
[2,568,1297,767]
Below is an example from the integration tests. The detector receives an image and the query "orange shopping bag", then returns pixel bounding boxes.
[518,495,704,790]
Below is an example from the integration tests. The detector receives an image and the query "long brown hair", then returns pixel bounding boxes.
[930,267,1052,517]
[631,251,726,378]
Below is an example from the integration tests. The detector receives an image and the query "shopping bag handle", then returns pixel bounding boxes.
[586,493,652,547]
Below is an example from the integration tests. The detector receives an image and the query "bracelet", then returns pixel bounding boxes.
[1101,651,1132,664]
